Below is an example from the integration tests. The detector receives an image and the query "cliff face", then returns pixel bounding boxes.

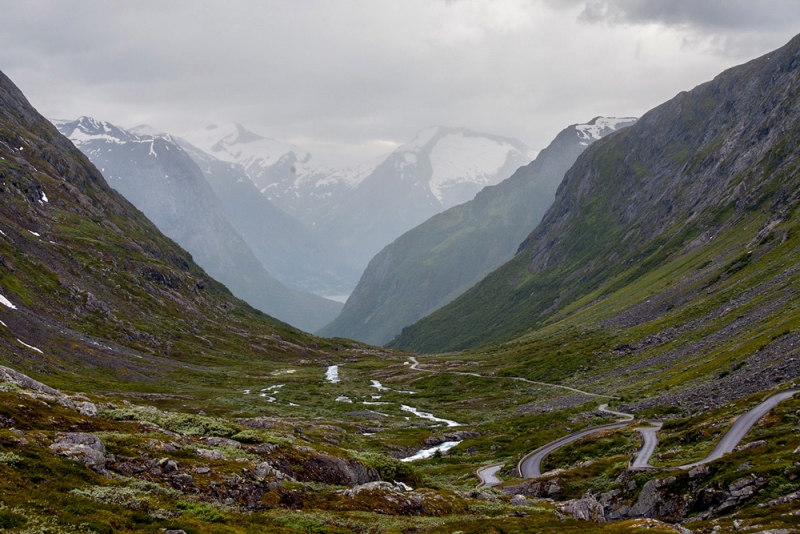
[319,118,634,345]
[390,34,800,353]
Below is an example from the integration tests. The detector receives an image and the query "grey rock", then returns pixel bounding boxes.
[0,365,63,397]
[688,465,709,478]
[736,439,766,451]
[201,436,241,448]
[158,458,179,474]
[556,494,605,522]
[510,494,528,507]
[196,448,225,460]
[49,432,107,473]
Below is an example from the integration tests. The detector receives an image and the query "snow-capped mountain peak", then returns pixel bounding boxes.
[574,116,638,144]
[380,126,537,208]
[182,123,310,170]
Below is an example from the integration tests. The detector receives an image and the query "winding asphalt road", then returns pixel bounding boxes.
[476,464,504,487]
[631,423,662,468]
[500,389,799,485]
[677,389,799,470]
[517,421,632,479]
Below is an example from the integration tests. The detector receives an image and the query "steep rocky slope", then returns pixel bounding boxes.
[55,118,341,332]
[319,118,635,345]
[0,69,343,388]
[391,33,800,353]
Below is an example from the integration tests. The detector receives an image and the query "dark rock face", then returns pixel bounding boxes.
[296,454,380,486]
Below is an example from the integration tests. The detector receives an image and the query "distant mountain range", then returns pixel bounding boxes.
[183,124,538,272]
[55,117,342,332]
[319,117,635,345]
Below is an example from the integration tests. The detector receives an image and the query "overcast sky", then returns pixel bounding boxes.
[2,0,800,167]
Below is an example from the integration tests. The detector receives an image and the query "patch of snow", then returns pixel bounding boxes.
[325,365,340,383]
[370,380,389,391]
[0,320,6,327]
[400,405,461,427]
[259,394,276,402]
[574,117,637,141]
[40,191,48,203]
[272,369,296,375]
[17,339,43,354]
[401,441,461,462]
[362,401,392,405]
[29,231,40,237]
[0,294,16,309]
[0,229,5,236]
[428,132,520,204]
[243,389,251,395]
[335,396,353,403]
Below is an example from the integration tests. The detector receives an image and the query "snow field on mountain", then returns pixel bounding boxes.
[428,132,519,204]
[575,117,638,140]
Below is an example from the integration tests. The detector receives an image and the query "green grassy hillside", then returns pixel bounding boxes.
[390,33,800,355]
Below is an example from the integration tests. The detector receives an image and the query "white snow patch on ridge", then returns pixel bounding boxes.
[428,132,517,204]
[0,294,16,309]
[17,339,42,353]
[575,117,637,141]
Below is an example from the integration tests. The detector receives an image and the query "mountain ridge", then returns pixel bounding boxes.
[390,33,800,353]
[55,116,342,332]
[319,117,635,345]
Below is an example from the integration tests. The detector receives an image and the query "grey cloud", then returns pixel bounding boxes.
[1,1,799,166]
[577,0,800,30]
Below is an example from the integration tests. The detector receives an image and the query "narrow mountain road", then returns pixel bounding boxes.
[631,423,662,468]
[476,464,504,487]
[508,389,797,483]
[408,356,615,399]
[517,420,631,479]
[677,389,799,470]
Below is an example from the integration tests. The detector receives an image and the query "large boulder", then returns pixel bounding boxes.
[50,432,107,474]
[557,494,606,522]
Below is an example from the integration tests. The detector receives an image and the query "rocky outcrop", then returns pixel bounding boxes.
[423,430,480,447]
[297,454,379,486]
[504,477,562,498]
[49,432,107,474]
[0,366,98,416]
[557,494,605,522]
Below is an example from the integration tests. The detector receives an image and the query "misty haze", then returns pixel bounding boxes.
[1,1,800,532]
